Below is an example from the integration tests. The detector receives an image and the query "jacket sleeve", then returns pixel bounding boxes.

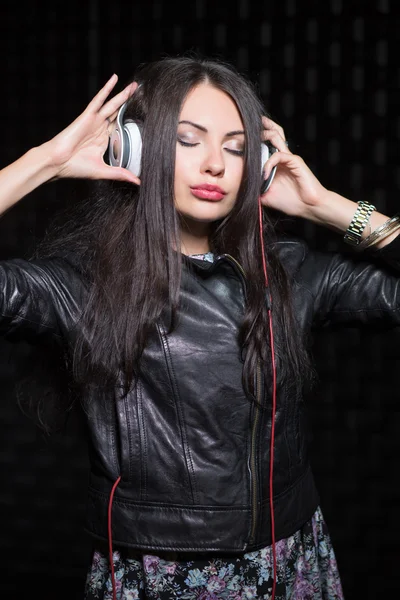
[294,233,400,329]
[0,257,84,343]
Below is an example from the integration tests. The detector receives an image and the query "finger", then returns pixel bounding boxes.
[107,109,119,124]
[99,165,141,186]
[99,81,138,120]
[263,151,303,179]
[86,74,119,113]
[262,116,286,141]
[262,129,292,154]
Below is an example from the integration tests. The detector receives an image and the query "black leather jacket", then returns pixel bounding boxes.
[1,235,400,553]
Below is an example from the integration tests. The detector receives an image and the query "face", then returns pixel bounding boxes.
[174,83,245,224]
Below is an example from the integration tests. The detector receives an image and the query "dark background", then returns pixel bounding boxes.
[1,0,400,597]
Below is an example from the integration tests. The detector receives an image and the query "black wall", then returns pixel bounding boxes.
[1,1,399,597]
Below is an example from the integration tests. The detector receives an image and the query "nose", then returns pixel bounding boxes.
[201,144,225,177]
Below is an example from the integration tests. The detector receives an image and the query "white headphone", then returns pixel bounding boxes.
[108,102,277,193]
[108,102,143,176]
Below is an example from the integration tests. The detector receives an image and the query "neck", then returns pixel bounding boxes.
[179,217,211,256]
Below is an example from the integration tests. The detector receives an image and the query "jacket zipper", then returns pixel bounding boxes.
[218,253,246,282]
[217,254,261,546]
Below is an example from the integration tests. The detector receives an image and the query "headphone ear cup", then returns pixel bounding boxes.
[108,101,143,177]
[260,142,270,195]
[261,142,270,175]
[260,142,278,195]
[123,121,143,177]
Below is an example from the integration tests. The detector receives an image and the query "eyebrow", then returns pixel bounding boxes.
[178,120,245,137]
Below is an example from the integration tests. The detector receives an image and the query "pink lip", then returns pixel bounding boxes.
[190,183,226,201]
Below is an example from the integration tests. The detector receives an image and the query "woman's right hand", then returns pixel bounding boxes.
[46,74,140,185]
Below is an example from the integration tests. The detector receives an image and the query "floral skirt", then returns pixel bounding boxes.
[84,506,344,599]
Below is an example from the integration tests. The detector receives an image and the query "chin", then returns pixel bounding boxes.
[182,214,225,223]
[176,201,233,223]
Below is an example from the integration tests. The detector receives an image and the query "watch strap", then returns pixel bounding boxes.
[343,201,376,246]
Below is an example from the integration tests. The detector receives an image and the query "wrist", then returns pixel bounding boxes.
[303,190,354,232]
[303,189,396,248]
[29,142,62,181]
[0,143,62,217]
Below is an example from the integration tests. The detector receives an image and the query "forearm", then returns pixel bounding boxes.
[305,190,398,249]
[0,143,59,217]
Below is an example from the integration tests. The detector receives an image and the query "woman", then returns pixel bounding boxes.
[1,56,400,600]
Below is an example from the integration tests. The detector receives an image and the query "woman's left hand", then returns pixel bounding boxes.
[260,116,329,218]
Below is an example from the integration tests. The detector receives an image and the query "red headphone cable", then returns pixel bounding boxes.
[106,200,277,600]
[108,475,122,600]
[258,196,278,600]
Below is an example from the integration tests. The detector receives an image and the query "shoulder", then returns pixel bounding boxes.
[1,254,88,302]
[269,233,309,276]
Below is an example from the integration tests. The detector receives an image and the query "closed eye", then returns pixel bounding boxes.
[178,139,244,156]
[178,139,199,147]
[226,148,244,156]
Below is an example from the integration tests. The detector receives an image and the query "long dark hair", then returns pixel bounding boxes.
[33,55,313,423]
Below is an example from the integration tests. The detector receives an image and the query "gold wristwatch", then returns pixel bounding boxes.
[343,200,376,246]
